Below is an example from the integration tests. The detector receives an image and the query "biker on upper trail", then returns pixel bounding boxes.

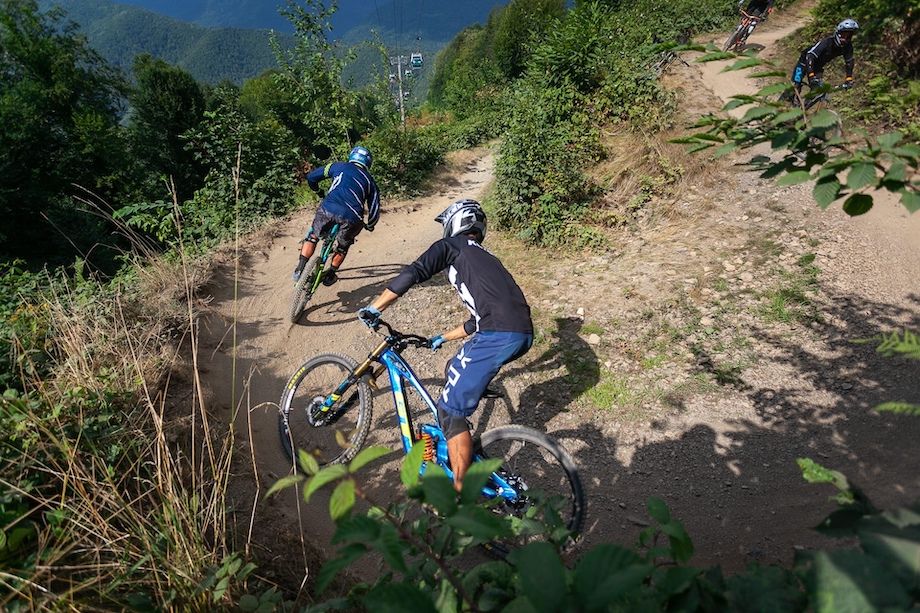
[740,0,774,19]
[790,19,860,98]
[357,199,534,493]
[291,146,381,286]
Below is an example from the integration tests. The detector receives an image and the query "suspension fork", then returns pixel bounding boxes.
[317,339,389,414]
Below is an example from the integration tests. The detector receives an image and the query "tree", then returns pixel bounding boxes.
[0,0,128,265]
[128,54,206,202]
[493,0,565,80]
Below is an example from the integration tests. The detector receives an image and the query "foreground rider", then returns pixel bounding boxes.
[791,19,859,97]
[357,200,533,492]
[292,146,381,285]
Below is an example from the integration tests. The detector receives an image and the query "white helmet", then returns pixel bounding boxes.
[835,18,859,44]
[435,199,487,240]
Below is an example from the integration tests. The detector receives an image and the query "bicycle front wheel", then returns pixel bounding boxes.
[278,353,372,468]
[477,425,586,554]
[289,261,320,323]
[723,26,742,52]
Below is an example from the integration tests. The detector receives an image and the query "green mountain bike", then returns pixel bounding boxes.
[278,318,587,553]
[289,223,339,323]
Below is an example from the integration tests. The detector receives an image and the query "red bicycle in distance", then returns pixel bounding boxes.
[723,10,764,52]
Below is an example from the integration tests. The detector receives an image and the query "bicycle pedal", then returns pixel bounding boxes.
[481,386,502,399]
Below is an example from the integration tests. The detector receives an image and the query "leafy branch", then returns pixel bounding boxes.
[674,47,920,216]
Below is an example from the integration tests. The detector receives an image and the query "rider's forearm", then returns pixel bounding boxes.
[442,325,470,342]
[370,289,400,312]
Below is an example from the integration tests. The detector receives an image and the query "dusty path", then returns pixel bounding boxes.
[194,0,919,593]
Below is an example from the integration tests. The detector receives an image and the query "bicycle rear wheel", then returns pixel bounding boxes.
[476,425,586,556]
[278,353,372,468]
[289,260,320,323]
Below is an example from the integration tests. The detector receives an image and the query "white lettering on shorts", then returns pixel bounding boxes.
[441,346,471,404]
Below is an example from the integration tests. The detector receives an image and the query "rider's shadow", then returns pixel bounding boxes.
[475,316,600,435]
[296,263,406,326]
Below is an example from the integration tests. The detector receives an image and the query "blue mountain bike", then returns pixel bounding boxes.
[290,223,340,323]
[278,318,586,545]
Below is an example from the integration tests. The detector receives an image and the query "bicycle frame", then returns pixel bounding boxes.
[312,332,521,501]
[306,223,340,294]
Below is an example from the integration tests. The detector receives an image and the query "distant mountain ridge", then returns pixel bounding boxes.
[40,0,289,83]
[37,0,510,85]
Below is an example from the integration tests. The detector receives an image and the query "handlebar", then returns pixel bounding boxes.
[374,318,432,349]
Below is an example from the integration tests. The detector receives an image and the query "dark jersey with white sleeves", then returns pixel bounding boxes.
[798,35,854,78]
[306,161,380,227]
[387,235,533,335]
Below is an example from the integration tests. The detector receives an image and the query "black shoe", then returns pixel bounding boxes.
[291,267,303,282]
[322,270,338,286]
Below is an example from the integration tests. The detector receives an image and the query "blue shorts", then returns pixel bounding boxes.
[437,331,533,418]
[792,63,805,85]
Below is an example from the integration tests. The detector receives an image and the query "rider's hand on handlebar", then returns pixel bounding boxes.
[428,335,445,351]
[358,306,382,330]
[841,77,855,90]
[808,76,824,90]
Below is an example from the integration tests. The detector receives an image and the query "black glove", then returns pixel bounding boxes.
[841,77,855,90]
[808,76,823,89]
[364,223,375,232]
[313,189,325,199]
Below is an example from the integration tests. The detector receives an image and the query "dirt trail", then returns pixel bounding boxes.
[194,1,919,592]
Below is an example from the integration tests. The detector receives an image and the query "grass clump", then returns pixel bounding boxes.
[760,253,822,324]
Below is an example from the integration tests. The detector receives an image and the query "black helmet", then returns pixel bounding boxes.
[435,199,487,241]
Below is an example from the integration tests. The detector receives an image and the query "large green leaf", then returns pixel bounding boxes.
[573,544,648,609]
[510,542,567,613]
[420,464,458,516]
[329,479,356,521]
[349,445,392,473]
[298,449,320,475]
[777,170,812,186]
[842,193,874,216]
[900,188,920,214]
[858,518,920,591]
[332,515,380,544]
[877,132,904,149]
[647,497,671,524]
[265,474,303,498]
[846,163,877,190]
[446,505,512,539]
[739,106,775,123]
[400,440,426,489]
[803,549,911,612]
[813,177,842,208]
[363,582,437,613]
[725,565,806,611]
[810,110,840,129]
[316,543,366,594]
[304,464,348,502]
[460,458,503,504]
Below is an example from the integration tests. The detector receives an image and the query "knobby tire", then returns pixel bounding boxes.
[476,425,586,557]
[278,353,373,468]
[723,26,743,52]
[289,261,320,323]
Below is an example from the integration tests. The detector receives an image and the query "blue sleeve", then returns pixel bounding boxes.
[366,179,381,227]
[387,239,453,296]
[306,163,333,192]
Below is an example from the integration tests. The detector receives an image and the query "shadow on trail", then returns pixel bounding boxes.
[294,263,406,327]
[476,316,601,436]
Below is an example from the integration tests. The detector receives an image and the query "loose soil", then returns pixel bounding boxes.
[195,1,919,597]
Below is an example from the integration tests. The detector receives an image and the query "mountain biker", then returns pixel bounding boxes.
[291,146,380,286]
[790,19,859,98]
[740,0,773,19]
[357,199,533,492]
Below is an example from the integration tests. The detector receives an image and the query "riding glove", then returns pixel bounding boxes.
[429,335,445,351]
[358,306,382,329]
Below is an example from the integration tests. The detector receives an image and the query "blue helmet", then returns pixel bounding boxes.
[348,146,372,169]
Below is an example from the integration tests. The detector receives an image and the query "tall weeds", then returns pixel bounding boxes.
[0,169,254,609]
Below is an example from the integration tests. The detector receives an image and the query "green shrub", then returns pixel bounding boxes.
[363,125,445,196]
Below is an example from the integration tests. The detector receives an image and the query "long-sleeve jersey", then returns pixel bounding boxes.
[743,0,773,15]
[388,235,533,335]
[307,161,381,227]
[798,35,854,78]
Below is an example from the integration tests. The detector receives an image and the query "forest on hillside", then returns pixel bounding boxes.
[1,0,918,608]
